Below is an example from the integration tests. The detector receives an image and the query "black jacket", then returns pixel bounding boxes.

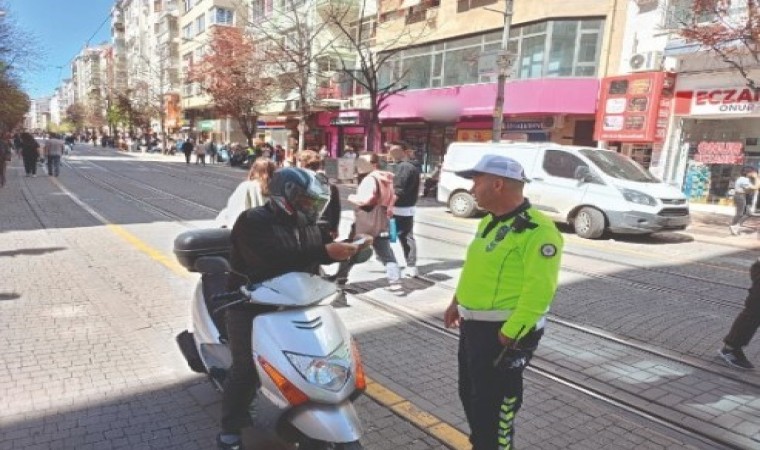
[319,184,341,236]
[228,202,334,289]
[393,160,421,208]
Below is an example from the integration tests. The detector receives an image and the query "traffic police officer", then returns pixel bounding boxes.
[444,154,563,450]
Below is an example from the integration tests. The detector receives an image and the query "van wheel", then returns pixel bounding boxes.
[574,207,605,239]
[449,192,477,218]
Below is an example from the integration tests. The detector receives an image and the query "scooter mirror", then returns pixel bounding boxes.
[194,256,232,274]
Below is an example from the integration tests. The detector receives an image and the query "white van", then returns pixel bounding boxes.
[437,142,690,239]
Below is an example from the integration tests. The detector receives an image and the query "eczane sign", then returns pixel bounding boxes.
[691,87,760,115]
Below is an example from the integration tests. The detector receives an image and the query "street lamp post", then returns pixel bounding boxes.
[491,0,514,143]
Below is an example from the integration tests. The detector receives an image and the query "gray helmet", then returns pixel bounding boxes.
[269,167,330,226]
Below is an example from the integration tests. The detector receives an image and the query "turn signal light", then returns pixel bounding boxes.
[352,339,366,391]
[258,356,309,406]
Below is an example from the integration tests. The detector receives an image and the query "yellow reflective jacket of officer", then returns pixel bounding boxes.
[455,201,563,339]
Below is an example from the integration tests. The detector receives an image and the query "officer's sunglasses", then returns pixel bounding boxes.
[485,225,511,252]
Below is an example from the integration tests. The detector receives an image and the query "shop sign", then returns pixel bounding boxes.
[693,141,744,164]
[456,129,492,142]
[504,117,556,131]
[690,87,760,115]
[594,72,676,143]
[199,120,214,131]
[331,115,361,126]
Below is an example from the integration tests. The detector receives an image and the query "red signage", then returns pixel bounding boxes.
[594,72,676,143]
[694,141,744,164]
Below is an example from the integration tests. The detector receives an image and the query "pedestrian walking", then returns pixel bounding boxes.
[729,166,760,235]
[181,139,194,165]
[215,158,276,228]
[43,133,66,177]
[19,132,40,177]
[208,140,218,164]
[13,133,23,157]
[0,132,13,187]
[389,142,421,277]
[330,153,401,304]
[719,258,760,370]
[196,140,207,165]
[443,154,563,450]
[298,150,341,239]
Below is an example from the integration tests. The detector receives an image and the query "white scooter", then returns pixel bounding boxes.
[174,228,366,449]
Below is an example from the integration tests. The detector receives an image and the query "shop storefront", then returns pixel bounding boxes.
[661,74,760,204]
[379,78,600,173]
[595,71,676,170]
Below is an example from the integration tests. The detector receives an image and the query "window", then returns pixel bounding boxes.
[184,0,192,12]
[443,46,479,86]
[251,0,265,20]
[518,35,546,79]
[195,14,205,35]
[456,0,497,13]
[210,7,234,25]
[404,54,432,89]
[182,24,192,39]
[542,150,588,179]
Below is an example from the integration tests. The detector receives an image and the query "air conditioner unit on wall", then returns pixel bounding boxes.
[629,51,663,72]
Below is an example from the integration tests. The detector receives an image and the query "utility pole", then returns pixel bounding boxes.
[491,0,514,143]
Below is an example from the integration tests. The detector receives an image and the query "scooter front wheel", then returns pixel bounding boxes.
[297,438,363,450]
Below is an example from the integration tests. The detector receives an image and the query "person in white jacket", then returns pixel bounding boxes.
[216,158,276,228]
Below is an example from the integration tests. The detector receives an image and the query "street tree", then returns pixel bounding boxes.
[0,77,29,132]
[65,103,87,132]
[677,0,760,89]
[0,0,38,81]
[247,0,351,151]
[188,26,276,147]
[324,0,430,152]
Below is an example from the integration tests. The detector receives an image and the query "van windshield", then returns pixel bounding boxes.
[579,149,658,183]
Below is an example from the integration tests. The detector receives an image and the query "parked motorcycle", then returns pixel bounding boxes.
[174,228,367,449]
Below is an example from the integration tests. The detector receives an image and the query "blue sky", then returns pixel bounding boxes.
[7,0,114,99]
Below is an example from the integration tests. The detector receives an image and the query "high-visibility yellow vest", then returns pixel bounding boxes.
[455,205,563,339]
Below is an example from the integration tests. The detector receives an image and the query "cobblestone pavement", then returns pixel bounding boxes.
[2,146,759,449]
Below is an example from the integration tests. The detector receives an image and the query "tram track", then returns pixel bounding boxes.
[64,156,757,369]
[54,152,760,449]
[350,289,750,450]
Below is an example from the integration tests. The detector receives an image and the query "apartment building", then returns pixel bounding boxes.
[245,0,364,150]
[179,0,246,142]
[318,0,621,170]
[71,45,111,131]
[114,0,182,135]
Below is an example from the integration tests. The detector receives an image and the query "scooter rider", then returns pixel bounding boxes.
[218,167,371,450]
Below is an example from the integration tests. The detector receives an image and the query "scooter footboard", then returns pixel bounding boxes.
[286,401,362,443]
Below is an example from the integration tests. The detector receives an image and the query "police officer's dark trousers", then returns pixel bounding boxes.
[459,320,542,450]
[724,259,760,348]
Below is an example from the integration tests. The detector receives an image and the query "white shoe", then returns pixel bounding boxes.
[729,225,740,235]
[405,266,419,278]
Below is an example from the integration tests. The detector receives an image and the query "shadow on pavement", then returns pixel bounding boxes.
[0,247,67,258]
[0,292,20,301]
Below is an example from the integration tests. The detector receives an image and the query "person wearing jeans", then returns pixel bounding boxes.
[730,166,759,235]
[43,134,65,177]
[389,142,421,277]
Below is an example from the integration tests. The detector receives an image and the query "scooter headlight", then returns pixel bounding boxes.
[285,344,351,392]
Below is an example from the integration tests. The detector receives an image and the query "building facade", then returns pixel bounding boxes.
[179,0,246,143]
[326,0,629,172]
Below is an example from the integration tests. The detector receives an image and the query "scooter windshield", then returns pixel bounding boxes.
[247,272,337,306]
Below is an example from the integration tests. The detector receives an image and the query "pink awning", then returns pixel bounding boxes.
[380,78,599,120]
